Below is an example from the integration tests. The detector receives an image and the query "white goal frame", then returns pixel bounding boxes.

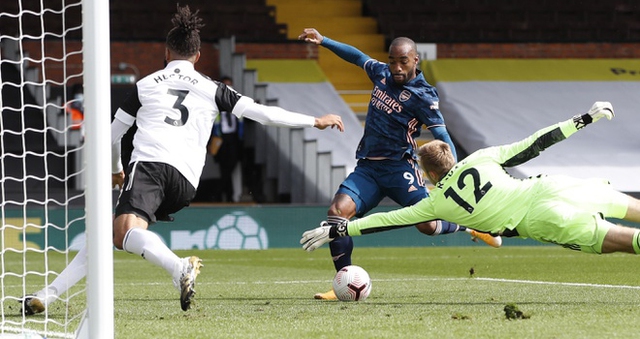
[79,0,114,338]
[2,1,113,337]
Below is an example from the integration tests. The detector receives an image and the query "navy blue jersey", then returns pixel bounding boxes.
[357,60,445,161]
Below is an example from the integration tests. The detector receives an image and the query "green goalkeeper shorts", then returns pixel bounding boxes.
[514,175,628,253]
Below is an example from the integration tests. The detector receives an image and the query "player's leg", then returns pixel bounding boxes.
[114,162,202,310]
[541,176,640,254]
[621,194,640,223]
[327,194,358,270]
[520,187,635,254]
[550,176,639,223]
[524,212,640,255]
[313,194,357,300]
[600,194,640,254]
[20,244,88,315]
[315,162,383,300]
[566,214,639,255]
[413,220,502,248]
[600,223,637,254]
[328,162,383,270]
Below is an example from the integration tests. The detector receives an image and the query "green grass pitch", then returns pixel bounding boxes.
[6,246,640,338]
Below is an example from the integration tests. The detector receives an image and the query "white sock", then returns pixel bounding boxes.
[122,228,182,279]
[37,244,88,306]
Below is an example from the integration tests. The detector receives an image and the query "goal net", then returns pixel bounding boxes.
[1,1,113,338]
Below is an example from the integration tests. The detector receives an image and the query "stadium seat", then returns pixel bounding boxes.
[363,0,640,43]
[109,0,287,42]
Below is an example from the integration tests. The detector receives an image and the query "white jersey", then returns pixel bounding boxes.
[114,60,232,188]
[113,59,315,188]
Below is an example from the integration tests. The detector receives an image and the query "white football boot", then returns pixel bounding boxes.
[173,256,203,311]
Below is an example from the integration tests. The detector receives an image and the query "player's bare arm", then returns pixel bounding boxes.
[298,28,323,44]
[314,114,344,132]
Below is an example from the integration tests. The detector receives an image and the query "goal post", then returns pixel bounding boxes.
[0,0,113,338]
[81,0,114,338]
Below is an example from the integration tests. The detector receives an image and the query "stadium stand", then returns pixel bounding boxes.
[0,0,287,42]
[0,0,82,39]
[363,0,640,44]
[109,0,287,42]
[267,0,385,119]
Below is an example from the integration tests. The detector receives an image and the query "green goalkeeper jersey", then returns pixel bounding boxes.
[348,117,582,236]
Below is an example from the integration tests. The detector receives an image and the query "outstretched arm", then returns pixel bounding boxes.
[301,199,437,251]
[215,81,344,132]
[499,101,614,167]
[233,96,344,132]
[298,28,370,67]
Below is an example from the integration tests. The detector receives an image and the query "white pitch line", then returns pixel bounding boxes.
[268,276,640,290]
[23,276,632,290]
[0,325,73,339]
[473,277,640,290]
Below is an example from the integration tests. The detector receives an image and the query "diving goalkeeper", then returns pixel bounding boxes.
[302,102,640,255]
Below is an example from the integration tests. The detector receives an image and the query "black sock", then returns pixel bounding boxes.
[329,236,353,271]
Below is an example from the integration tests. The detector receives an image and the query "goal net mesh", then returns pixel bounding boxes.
[1,0,86,337]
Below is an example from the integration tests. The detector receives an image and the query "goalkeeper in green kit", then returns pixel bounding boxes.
[302,102,640,255]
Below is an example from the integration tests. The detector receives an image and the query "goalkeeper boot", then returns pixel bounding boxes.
[19,295,45,316]
[314,289,337,300]
[468,229,502,248]
[177,256,203,311]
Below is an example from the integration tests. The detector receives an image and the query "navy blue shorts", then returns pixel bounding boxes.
[336,158,428,218]
[115,161,196,224]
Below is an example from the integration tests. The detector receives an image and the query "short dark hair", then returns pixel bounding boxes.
[166,4,204,58]
[389,37,417,54]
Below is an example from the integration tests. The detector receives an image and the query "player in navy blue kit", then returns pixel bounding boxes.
[299,28,501,300]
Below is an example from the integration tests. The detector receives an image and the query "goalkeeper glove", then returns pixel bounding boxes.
[574,101,614,129]
[588,101,614,122]
[300,220,349,252]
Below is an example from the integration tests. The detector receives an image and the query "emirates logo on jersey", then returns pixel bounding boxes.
[372,86,402,113]
[399,90,411,102]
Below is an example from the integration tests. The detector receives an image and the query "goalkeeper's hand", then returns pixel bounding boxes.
[588,101,614,122]
[300,221,334,252]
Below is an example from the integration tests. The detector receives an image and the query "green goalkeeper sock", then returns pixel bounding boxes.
[632,230,640,254]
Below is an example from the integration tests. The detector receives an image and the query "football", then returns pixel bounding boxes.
[332,265,372,301]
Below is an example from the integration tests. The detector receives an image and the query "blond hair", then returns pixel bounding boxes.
[417,140,456,182]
